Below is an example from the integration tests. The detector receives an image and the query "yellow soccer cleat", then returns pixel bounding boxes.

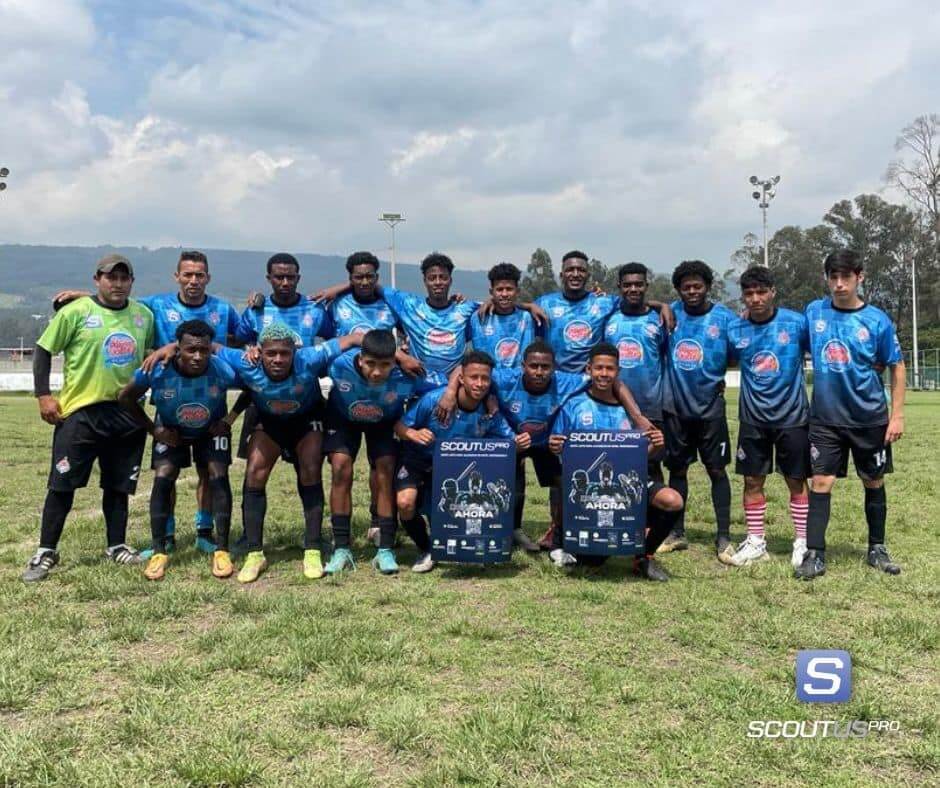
[212,550,234,579]
[303,549,325,579]
[144,553,169,581]
[237,551,268,584]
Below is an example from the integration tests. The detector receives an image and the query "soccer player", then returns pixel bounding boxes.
[469,263,537,368]
[547,343,680,581]
[118,320,239,580]
[726,266,811,568]
[23,254,154,582]
[323,329,445,575]
[329,251,399,336]
[393,350,518,573]
[795,249,905,580]
[660,260,737,562]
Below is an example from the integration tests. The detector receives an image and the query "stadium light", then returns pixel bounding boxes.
[749,175,780,268]
[379,212,405,288]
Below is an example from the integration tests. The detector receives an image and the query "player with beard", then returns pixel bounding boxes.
[548,343,679,580]
[393,350,518,573]
[469,263,537,368]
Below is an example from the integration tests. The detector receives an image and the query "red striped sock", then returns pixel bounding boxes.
[744,497,767,539]
[790,494,808,540]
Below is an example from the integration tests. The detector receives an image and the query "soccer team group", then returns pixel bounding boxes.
[22,246,906,584]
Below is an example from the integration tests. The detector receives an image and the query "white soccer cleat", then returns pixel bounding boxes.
[411,552,435,573]
[549,549,577,568]
[729,535,769,567]
[791,537,808,569]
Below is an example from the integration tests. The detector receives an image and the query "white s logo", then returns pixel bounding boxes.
[803,657,843,696]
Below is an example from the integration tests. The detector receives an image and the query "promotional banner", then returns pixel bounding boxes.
[430,438,516,564]
[562,431,648,556]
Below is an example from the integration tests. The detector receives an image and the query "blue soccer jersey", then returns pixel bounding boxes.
[329,293,398,336]
[728,308,810,428]
[665,301,736,420]
[382,288,479,374]
[132,355,237,440]
[138,293,240,347]
[805,298,902,427]
[217,341,341,418]
[234,295,333,348]
[401,386,514,463]
[327,350,446,423]
[535,292,619,372]
[469,308,537,368]
[491,368,588,447]
[551,392,634,435]
[603,306,667,420]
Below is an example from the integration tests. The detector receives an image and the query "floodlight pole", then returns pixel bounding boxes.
[749,175,780,268]
[379,213,405,288]
[912,255,919,388]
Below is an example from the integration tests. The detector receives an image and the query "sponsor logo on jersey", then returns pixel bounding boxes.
[351,323,372,336]
[673,339,704,371]
[102,332,138,367]
[551,306,565,318]
[208,311,220,325]
[349,400,384,422]
[519,420,547,435]
[495,338,520,364]
[337,380,353,392]
[162,389,175,399]
[384,391,399,403]
[177,402,211,428]
[617,339,644,368]
[815,320,826,333]
[822,340,851,372]
[777,330,790,345]
[267,399,301,415]
[302,313,315,327]
[589,303,601,317]
[579,411,594,426]
[167,309,181,323]
[84,314,103,329]
[56,456,71,474]
[262,315,273,327]
[483,323,495,336]
[428,328,458,349]
[645,322,660,338]
[751,351,781,377]
[134,314,145,328]
[619,418,632,430]
[208,385,220,398]
[338,306,352,320]
[564,320,593,345]
[856,326,870,342]
[707,324,720,339]
[736,337,750,349]
[509,401,523,414]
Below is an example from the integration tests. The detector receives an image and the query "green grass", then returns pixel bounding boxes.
[0,392,938,786]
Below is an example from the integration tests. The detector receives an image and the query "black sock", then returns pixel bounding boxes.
[331,513,352,549]
[209,476,233,551]
[668,475,688,535]
[806,491,831,552]
[402,515,430,553]
[645,506,681,556]
[370,502,378,530]
[864,486,887,548]
[377,516,396,549]
[513,460,526,530]
[39,489,74,550]
[243,487,267,551]
[299,483,324,549]
[149,477,175,553]
[710,473,731,539]
[102,488,129,547]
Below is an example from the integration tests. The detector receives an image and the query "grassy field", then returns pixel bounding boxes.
[0,392,938,786]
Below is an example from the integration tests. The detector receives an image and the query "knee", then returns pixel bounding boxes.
[743,476,764,496]
[331,455,354,485]
[706,467,728,481]
[207,463,228,483]
[654,488,684,512]
[373,458,395,482]
[154,465,179,482]
[810,476,835,494]
[862,478,884,490]
[397,493,416,519]
[245,465,270,488]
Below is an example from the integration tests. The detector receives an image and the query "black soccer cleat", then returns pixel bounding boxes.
[794,549,826,581]
[634,557,670,582]
[867,544,901,575]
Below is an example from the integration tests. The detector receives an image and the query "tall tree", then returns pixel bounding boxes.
[519,248,556,300]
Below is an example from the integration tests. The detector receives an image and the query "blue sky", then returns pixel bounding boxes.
[1,0,938,274]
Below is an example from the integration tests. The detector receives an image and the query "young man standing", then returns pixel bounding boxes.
[795,249,905,580]
[118,320,239,580]
[24,255,154,582]
[547,343,679,580]
[469,263,537,368]
[661,260,737,561]
[328,252,399,337]
[726,267,811,567]
[323,329,445,575]
[394,350,518,573]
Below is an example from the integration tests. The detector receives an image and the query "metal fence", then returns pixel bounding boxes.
[903,348,940,390]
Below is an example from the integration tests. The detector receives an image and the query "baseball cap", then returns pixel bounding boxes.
[95,253,134,276]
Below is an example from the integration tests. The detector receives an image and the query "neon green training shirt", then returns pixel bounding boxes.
[37,296,154,418]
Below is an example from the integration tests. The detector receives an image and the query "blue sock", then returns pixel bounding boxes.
[166,515,177,537]
[194,509,213,531]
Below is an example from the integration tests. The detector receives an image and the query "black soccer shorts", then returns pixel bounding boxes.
[323,413,398,466]
[664,412,731,471]
[735,422,810,479]
[254,406,325,465]
[47,402,146,494]
[809,423,893,481]
[151,430,233,470]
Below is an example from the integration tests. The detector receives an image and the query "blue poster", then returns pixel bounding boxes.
[430,438,516,564]
[561,431,648,556]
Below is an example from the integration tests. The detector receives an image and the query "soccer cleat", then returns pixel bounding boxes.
[513,528,541,553]
[715,536,735,564]
[324,547,356,575]
[411,552,435,573]
[143,553,168,581]
[791,537,808,569]
[195,531,217,554]
[655,532,689,554]
[794,549,826,580]
[106,544,143,565]
[22,549,59,583]
[237,551,268,584]
[729,535,769,567]
[634,556,670,582]
[366,526,381,548]
[303,549,325,579]
[212,550,234,579]
[372,548,400,575]
[549,548,577,568]
[867,544,901,575]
